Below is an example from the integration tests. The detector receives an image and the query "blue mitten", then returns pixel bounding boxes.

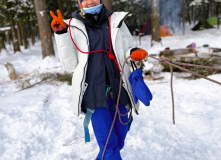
[129,68,152,106]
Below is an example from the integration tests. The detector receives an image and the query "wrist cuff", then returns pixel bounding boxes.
[56,28,68,35]
[130,47,139,55]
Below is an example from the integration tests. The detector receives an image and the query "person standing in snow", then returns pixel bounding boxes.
[50,0,148,159]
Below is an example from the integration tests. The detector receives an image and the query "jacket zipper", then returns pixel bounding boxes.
[78,62,88,115]
[70,25,89,116]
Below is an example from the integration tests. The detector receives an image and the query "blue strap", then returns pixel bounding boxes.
[106,86,110,109]
[83,108,95,142]
[106,86,109,97]
[83,87,110,143]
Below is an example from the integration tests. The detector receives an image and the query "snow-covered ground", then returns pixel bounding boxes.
[137,25,221,57]
[0,26,221,160]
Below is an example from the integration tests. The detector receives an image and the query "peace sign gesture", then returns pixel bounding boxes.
[50,9,66,32]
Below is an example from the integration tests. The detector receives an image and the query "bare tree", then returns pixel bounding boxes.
[34,0,55,58]
[151,0,160,46]
[29,22,36,45]
[102,0,112,11]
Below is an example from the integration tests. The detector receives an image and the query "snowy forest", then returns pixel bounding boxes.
[0,0,221,160]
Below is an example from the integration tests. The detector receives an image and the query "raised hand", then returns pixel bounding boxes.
[50,9,66,32]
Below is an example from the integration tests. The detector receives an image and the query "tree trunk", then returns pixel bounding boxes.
[202,0,208,20]
[0,36,6,52]
[192,6,196,24]
[186,0,191,25]
[182,0,186,35]
[209,0,214,17]
[57,0,64,15]
[102,0,112,11]
[217,2,220,29]
[34,0,55,58]
[151,0,160,46]
[20,21,29,49]
[16,22,23,46]
[11,22,21,53]
[29,22,36,45]
[205,2,209,19]
[5,31,11,45]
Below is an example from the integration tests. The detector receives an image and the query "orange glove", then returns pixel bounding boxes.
[131,49,148,61]
[50,9,66,32]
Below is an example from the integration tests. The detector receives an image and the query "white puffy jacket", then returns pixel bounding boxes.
[55,12,140,116]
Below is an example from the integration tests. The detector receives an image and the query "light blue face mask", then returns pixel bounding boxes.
[83,4,102,15]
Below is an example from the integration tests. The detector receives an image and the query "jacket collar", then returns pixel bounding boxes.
[64,11,130,39]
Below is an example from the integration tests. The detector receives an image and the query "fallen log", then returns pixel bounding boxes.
[4,62,17,80]
[16,72,72,92]
[161,57,221,78]
[160,48,198,57]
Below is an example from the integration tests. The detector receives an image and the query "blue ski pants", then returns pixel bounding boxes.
[91,104,128,160]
